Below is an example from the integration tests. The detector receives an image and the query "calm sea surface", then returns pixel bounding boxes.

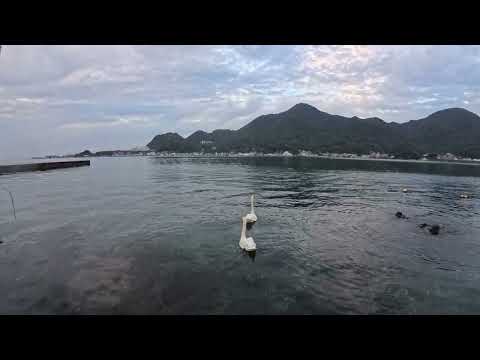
[1,156,480,314]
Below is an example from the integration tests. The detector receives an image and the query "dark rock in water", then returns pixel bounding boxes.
[0,240,3,244]
[429,225,440,235]
[418,223,440,234]
[395,211,408,219]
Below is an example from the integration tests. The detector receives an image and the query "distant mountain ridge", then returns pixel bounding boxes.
[147,103,480,159]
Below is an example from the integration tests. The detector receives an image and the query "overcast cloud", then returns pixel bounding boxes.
[1,45,480,159]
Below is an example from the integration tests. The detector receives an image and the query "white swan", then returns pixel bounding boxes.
[239,216,256,251]
[245,194,258,223]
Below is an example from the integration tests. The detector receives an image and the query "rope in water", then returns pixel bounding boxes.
[2,187,16,220]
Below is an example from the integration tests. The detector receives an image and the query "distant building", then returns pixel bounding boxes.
[437,153,458,161]
[299,150,314,157]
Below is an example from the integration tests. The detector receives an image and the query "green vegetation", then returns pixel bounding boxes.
[147,104,480,159]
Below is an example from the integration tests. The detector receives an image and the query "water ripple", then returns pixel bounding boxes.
[1,157,480,314]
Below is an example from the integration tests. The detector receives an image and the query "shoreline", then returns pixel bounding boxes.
[71,154,480,167]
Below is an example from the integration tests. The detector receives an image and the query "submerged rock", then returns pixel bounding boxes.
[429,225,440,235]
[395,211,407,219]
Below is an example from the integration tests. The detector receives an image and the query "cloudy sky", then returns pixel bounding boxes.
[1,45,480,159]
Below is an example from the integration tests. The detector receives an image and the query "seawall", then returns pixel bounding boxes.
[0,160,90,175]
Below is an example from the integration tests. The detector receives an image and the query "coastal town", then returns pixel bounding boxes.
[39,148,480,163]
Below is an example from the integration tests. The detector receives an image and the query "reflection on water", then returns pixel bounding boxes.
[246,250,256,262]
[1,156,480,314]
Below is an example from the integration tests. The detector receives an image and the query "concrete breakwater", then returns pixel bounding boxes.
[0,160,90,175]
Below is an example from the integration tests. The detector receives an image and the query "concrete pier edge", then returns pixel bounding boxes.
[0,160,90,175]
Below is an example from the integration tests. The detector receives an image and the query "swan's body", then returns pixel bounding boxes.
[402,188,408,193]
[245,194,257,223]
[460,194,469,199]
[239,216,256,251]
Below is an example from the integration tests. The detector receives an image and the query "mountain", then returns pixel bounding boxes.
[400,108,480,157]
[147,132,188,152]
[74,150,94,157]
[147,104,480,159]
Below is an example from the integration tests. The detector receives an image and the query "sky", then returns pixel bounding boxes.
[1,45,480,159]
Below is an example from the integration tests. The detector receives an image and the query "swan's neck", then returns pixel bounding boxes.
[241,219,247,240]
[250,196,255,214]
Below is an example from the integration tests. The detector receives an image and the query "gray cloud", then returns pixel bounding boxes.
[1,45,480,159]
